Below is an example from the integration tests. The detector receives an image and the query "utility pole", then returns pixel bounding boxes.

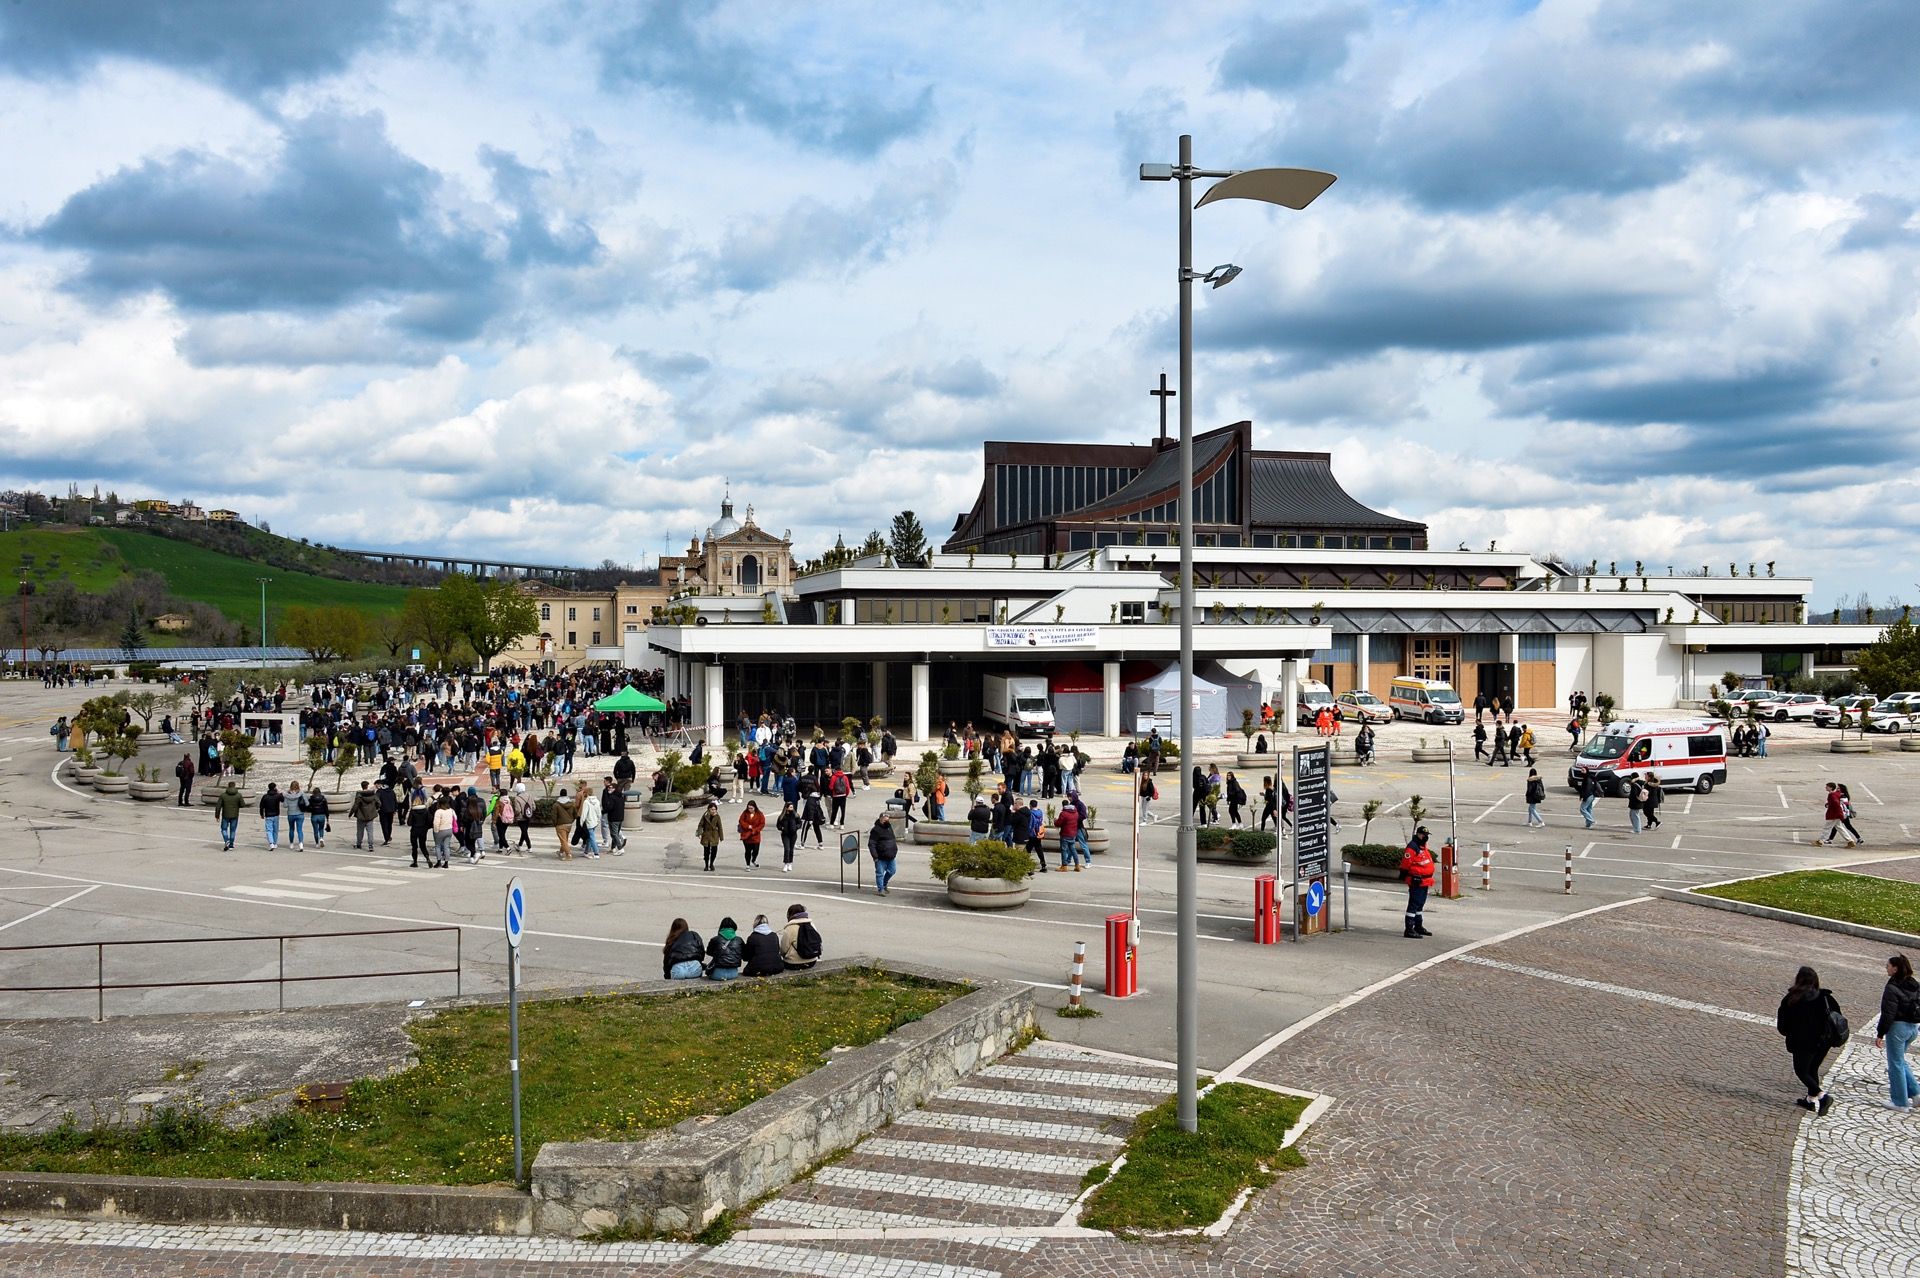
[256,578,271,650]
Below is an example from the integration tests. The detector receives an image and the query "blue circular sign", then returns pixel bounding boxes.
[505,877,526,949]
[1305,880,1325,916]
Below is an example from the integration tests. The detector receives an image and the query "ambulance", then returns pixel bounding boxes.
[1567,720,1729,795]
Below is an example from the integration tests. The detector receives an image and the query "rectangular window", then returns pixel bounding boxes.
[1219,533,1241,547]
[1096,531,1119,547]
[1518,634,1556,661]
[591,607,601,621]
[1069,531,1093,550]
[625,604,637,614]
[540,603,550,620]
[566,631,577,645]
[625,623,638,633]
[1687,734,1724,758]
[591,630,601,645]
[567,607,576,621]
[1120,601,1145,624]
[1391,536,1412,550]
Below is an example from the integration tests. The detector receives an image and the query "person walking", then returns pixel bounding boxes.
[1472,720,1488,763]
[1643,777,1664,830]
[929,772,948,822]
[1224,772,1247,828]
[513,781,533,850]
[215,780,243,851]
[430,797,456,868]
[1506,722,1523,766]
[174,753,196,806]
[1056,801,1083,872]
[349,782,381,850]
[801,788,827,848]
[697,801,724,872]
[738,799,766,869]
[869,813,899,894]
[1022,799,1046,871]
[407,786,432,866]
[1875,953,1920,1110]
[1819,782,1857,847]
[257,782,284,851]
[775,800,800,871]
[1625,773,1645,835]
[1399,828,1435,939]
[1137,770,1157,825]
[780,903,823,970]
[1836,783,1865,846]
[287,781,307,850]
[490,788,512,853]
[742,914,784,975]
[603,779,627,853]
[1487,724,1508,767]
[573,783,601,860]
[307,786,329,848]
[1259,777,1277,831]
[1524,769,1546,828]
[1518,723,1536,766]
[662,918,704,980]
[376,781,399,845]
[1575,767,1598,829]
[1776,965,1841,1115]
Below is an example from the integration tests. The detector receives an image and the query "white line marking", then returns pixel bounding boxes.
[1778,785,1790,809]
[1578,841,1597,859]
[1472,794,1511,824]
[223,885,337,900]
[259,878,376,893]
[1458,955,1775,1026]
[1683,794,1694,816]
[0,884,98,932]
[1214,897,1649,1081]
[1671,835,1682,849]
[706,1239,1006,1276]
[1859,785,1884,806]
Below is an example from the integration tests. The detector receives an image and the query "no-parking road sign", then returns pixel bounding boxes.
[505,877,526,950]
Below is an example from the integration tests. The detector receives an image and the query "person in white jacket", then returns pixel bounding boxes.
[575,783,603,859]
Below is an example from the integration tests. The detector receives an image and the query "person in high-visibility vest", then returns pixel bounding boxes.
[1399,828,1436,939]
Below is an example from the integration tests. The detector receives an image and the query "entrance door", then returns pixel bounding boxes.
[1411,637,1454,685]
[1476,661,1515,707]
[740,554,761,589]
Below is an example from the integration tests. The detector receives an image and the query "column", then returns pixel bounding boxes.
[840,597,855,626]
[704,663,726,747]
[910,662,931,744]
[688,661,706,730]
[1280,660,1300,735]
[1354,633,1371,693]
[1500,632,1521,708]
[872,661,889,723]
[1102,660,1122,738]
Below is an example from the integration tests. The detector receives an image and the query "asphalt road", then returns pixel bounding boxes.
[1,683,1909,1070]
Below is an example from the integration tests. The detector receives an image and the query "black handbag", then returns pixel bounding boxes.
[1827,993,1850,1047]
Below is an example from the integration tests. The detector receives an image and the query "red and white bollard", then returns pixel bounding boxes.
[1069,940,1085,1009]
[1439,842,1460,899]
[1254,874,1280,944]
[1481,842,1493,892]
[1105,913,1137,998]
[1564,844,1574,895]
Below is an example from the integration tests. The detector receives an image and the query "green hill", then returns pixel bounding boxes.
[4,526,408,633]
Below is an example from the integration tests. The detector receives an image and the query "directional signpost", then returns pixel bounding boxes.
[1291,744,1332,940]
[504,877,526,1182]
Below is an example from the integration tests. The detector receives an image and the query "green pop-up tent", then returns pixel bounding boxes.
[592,685,667,713]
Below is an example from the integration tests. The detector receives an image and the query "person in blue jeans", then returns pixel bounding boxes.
[215,781,244,851]
[258,782,283,851]
[704,918,743,980]
[1876,953,1920,1110]
[1576,769,1598,828]
[869,814,899,895]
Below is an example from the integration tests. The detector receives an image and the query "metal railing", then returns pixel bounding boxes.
[0,926,460,1020]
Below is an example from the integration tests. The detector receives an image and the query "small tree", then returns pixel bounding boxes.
[219,729,256,781]
[1360,798,1382,844]
[306,739,329,791]
[1240,708,1256,746]
[1405,794,1426,838]
[1595,693,1617,726]
[1721,670,1745,697]
[965,753,985,801]
[98,725,141,777]
[119,609,148,662]
[841,715,862,742]
[331,746,356,793]
[914,750,942,797]
[125,689,162,731]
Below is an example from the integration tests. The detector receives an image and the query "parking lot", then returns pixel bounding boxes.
[1,683,1912,1071]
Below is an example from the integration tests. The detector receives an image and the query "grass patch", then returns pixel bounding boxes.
[161,1060,206,1083]
[0,970,955,1187]
[1079,1083,1307,1234]
[1055,1005,1102,1019]
[1698,870,1920,935]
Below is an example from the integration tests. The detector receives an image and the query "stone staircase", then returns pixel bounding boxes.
[686,1039,1176,1277]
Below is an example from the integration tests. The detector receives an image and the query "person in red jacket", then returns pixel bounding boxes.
[1399,828,1436,939]
[1056,802,1083,872]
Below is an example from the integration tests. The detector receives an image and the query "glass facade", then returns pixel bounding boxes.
[994,464,1138,527]
[854,596,994,624]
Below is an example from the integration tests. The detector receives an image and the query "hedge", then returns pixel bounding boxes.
[929,839,1035,883]
[1196,827,1277,858]
[1342,842,1404,869]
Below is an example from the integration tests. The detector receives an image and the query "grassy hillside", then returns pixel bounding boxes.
[4,526,408,630]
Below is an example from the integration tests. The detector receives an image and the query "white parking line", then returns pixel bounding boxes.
[1778,785,1790,809]
[225,885,337,900]
[1859,785,1884,806]
[1472,794,1511,824]
[0,884,98,932]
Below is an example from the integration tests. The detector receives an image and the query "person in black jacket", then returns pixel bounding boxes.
[704,917,743,981]
[1875,953,1920,1111]
[741,914,784,976]
[869,814,899,895]
[967,797,992,843]
[1777,965,1840,1114]
[1643,778,1664,830]
[662,918,704,980]
[1524,769,1546,828]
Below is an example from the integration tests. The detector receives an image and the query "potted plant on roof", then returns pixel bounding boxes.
[933,838,1034,909]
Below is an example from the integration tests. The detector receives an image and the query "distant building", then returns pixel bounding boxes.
[152,613,193,632]
[113,509,145,526]
[131,499,176,516]
[176,502,206,522]
[659,494,796,599]
[207,509,242,523]
[496,580,671,671]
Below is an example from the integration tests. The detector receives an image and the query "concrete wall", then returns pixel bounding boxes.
[1555,634,1594,708]
[530,963,1033,1237]
[1594,633,1684,709]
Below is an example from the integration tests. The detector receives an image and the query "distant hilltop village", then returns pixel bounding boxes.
[0,485,246,529]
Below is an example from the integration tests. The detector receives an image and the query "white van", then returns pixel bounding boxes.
[1568,720,1728,795]
[1388,677,1464,724]
[1295,679,1335,726]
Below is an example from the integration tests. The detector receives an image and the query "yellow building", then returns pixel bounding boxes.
[660,495,796,599]
[497,580,668,671]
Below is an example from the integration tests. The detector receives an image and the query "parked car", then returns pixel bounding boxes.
[1868,705,1920,733]
[1754,693,1829,722]
[1813,695,1877,728]
[1334,690,1393,724]
[1875,691,1920,715]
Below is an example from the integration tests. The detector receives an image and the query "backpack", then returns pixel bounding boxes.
[1826,993,1850,1048]
[1895,982,1920,1024]
[796,921,823,960]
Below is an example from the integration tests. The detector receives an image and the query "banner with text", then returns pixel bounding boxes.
[1292,743,1332,935]
[984,626,1098,649]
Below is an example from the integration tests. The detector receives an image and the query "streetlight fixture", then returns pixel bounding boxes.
[1140,135,1335,1133]
[256,578,272,650]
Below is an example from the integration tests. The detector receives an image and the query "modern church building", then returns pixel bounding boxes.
[634,426,1882,743]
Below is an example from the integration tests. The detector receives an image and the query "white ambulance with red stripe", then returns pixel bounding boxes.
[1567,720,1728,795]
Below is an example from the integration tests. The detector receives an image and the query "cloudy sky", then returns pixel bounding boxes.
[1,0,1915,596]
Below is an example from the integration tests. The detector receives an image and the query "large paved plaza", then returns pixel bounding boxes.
[2,682,1918,1275]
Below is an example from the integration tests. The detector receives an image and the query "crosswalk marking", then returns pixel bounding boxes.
[224,885,334,901]
[814,1166,1075,1213]
[260,878,378,893]
[298,871,408,887]
[980,1064,1173,1094]
[704,1240,1003,1278]
[893,1111,1122,1148]
[856,1138,1094,1177]
[943,1087,1142,1118]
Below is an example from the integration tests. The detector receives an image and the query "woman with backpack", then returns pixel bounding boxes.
[737,800,766,870]
[1875,953,1920,1111]
[1225,772,1247,829]
[1776,965,1843,1115]
[696,801,724,872]
[1524,769,1546,828]
[704,917,744,980]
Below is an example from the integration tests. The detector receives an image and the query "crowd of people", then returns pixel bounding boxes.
[1777,954,1919,1115]
[662,905,822,980]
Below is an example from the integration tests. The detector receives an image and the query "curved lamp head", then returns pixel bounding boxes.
[1196,167,1337,211]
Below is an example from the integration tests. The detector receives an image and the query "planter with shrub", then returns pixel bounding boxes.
[1193,825,1279,864]
[643,795,685,822]
[910,819,974,846]
[1342,842,1406,881]
[931,839,1034,910]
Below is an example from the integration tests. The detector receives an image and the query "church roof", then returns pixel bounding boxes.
[1249,455,1423,530]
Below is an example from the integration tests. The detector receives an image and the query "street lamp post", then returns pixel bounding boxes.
[256,578,272,651]
[1141,136,1334,1132]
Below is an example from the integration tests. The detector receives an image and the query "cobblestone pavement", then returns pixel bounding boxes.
[5,898,1914,1277]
